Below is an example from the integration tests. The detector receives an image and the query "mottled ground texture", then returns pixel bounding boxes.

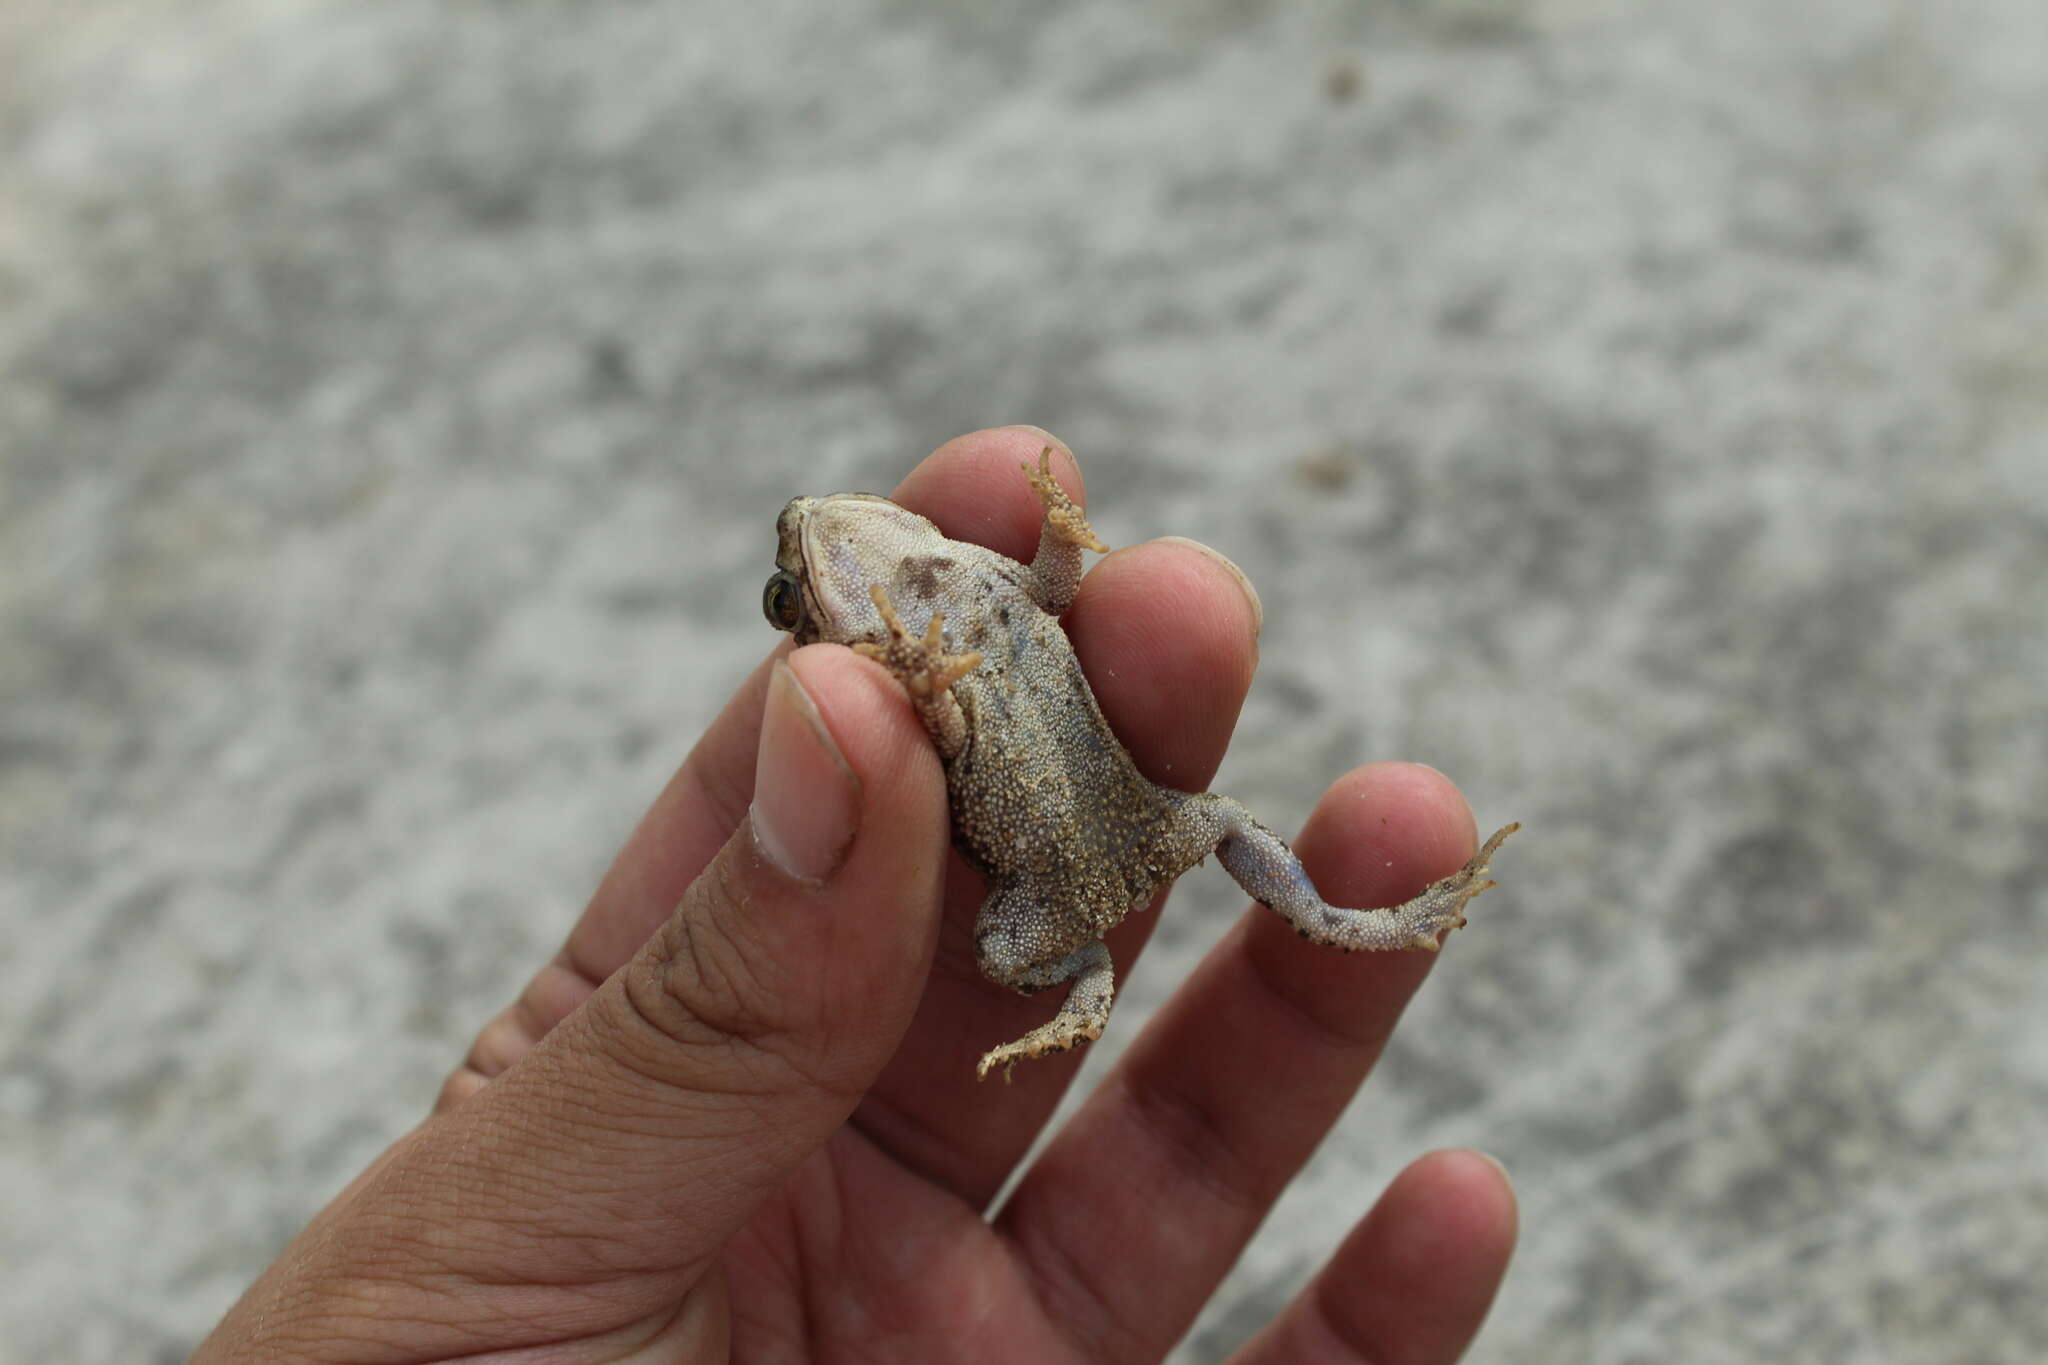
[3,1,2045,1360]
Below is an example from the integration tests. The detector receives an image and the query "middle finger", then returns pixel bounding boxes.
[847,427,1263,1208]
[996,763,1482,1361]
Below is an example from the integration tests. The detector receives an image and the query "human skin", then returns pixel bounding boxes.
[196,426,1518,1364]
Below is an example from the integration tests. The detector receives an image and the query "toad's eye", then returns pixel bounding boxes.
[762,572,804,633]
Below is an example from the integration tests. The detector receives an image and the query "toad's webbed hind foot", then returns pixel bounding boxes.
[975,940,1115,1082]
[1185,794,1518,951]
[853,584,980,759]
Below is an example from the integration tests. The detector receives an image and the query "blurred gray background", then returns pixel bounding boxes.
[3,1,2045,1360]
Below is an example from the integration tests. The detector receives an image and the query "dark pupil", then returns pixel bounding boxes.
[763,575,801,631]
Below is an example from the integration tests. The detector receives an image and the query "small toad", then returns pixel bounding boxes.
[765,448,1517,1079]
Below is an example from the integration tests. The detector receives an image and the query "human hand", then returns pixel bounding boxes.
[197,427,1516,1363]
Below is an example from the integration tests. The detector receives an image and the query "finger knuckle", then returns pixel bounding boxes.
[612,852,799,1079]
[433,1066,486,1114]
[1123,1078,1268,1220]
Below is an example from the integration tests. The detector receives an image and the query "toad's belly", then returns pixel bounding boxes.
[944,670,1185,934]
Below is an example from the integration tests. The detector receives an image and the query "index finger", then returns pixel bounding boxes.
[445,426,1240,1107]
[846,430,1266,1207]
[580,426,1087,971]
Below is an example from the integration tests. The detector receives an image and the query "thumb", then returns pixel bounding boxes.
[503,644,949,1255]
[223,646,949,1352]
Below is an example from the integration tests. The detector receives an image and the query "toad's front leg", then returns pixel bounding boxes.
[1020,446,1109,614]
[853,584,980,760]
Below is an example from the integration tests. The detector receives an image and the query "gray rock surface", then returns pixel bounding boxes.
[3,1,2044,1360]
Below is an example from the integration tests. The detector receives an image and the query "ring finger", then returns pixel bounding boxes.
[996,762,1493,1360]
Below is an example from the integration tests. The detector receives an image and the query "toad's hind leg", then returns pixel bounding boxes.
[974,933,1115,1082]
[1182,794,1518,951]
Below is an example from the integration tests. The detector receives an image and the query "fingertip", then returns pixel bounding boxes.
[891,426,1085,559]
[1356,760,1480,837]
[1303,1147,1517,1364]
[997,423,1075,456]
[1407,1147,1521,1258]
[995,423,1078,483]
[1398,762,1483,843]
[1149,535,1263,636]
[1294,761,1483,907]
[1230,1147,1517,1365]
[1066,536,1262,790]
[1369,1147,1520,1314]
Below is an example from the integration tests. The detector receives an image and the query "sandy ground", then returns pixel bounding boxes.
[3,2,2045,1360]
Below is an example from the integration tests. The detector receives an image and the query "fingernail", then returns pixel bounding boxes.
[1003,424,1072,462]
[751,659,861,884]
[1155,535,1264,636]
[1468,1148,1516,1191]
